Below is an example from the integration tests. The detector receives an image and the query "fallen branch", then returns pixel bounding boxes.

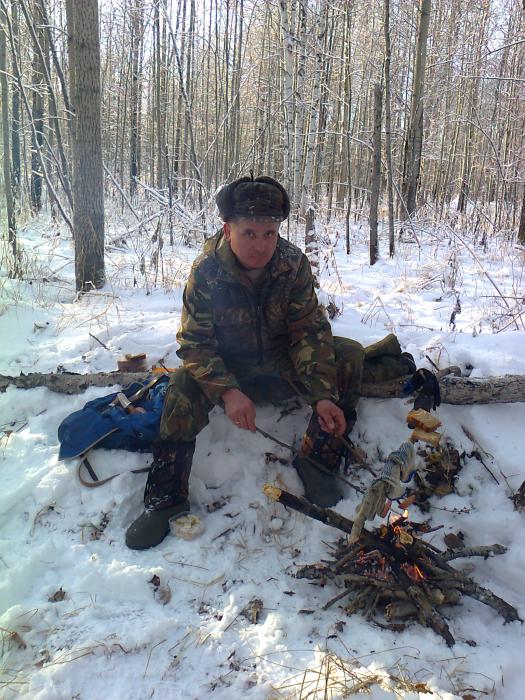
[440,544,507,561]
[2,371,525,405]
[462,425,500,484]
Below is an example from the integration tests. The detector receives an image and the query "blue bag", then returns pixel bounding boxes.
[58,375,169,461]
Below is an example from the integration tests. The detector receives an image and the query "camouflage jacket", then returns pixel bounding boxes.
[176,231,338,406]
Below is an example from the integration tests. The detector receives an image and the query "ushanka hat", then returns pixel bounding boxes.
[216,174,290,222]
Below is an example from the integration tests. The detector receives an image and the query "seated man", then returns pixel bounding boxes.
[126,175,415,549]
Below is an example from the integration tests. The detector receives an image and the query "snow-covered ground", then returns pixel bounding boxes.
[1,213,524,699]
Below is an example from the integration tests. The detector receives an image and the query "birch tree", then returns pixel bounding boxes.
[279,0,295,199]
[383,0,395,256]
[1,2,17,267]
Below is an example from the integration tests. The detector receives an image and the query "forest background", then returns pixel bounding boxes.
[0,0,524,287]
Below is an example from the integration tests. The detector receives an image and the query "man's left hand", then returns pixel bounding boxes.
[315,400,346,436]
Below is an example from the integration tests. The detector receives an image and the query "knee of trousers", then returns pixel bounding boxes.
[159,367,213,442]
[333,336,365,373]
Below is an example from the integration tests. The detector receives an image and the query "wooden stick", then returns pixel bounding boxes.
[439,578,521,623]
[461,426,500,485]
[400,579,455,647]
[263,484,365,540]
[441,544,507,561]
[322,587,353,610]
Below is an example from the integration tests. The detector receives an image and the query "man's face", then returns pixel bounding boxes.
[223,217,280,270]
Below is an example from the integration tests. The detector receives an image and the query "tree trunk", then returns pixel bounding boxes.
[343,2,353,255]
[2,371,524,406]
[30,0,46,213]
[401,0,431,217]
[66,0,105,291]
[299,4,326,219]
[129,0,142,197]
[292,0,307,213]
[279,0,295,199]
[0,3,17,266]
[369,83,382,266]
[383,0,395,257]
[9,0,20,205]
[304,204,318,279]
[518,186,525,245]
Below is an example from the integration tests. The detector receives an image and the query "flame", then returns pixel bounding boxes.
[401,562,427,582]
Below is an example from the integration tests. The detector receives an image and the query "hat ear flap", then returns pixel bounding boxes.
[255,176,290,220]
[216,177,252,221]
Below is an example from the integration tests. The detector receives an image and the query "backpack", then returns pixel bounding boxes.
[57,375,169,486]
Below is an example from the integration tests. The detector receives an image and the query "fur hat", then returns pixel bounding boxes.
[216,175,290,222]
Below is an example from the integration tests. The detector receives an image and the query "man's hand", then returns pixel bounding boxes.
[222,387,257,432]
[315,399,346,436]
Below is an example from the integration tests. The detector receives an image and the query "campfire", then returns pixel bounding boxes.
[263,484,521,647]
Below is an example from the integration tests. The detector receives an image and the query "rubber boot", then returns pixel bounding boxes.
[292,411,356,508]
[125,439,195,550]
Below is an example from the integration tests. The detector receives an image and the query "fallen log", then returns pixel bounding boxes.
[362,373,525,405]
[1,370,524,404]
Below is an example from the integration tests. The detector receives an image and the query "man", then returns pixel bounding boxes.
[126,175,415,550]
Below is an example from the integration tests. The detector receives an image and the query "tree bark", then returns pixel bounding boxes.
[292,0,307,213]
[518,185,525,245]
[299,3,326,219]
[9,0,20,204]
[129,0,142,197]
[279,0,295,199]
[1,2,17,267]
[30,0,46,213]
[1,371,524,406]
[383,0,395,257]
[66,0,105,291]
[369,82,382,266]
[401,0,431,217]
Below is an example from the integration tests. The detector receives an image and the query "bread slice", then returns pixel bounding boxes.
[410,428,441,447]
[407,408,442,432]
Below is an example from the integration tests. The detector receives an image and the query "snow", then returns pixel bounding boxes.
[1,215,524,699]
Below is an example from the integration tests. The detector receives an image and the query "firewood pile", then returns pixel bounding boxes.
[263,484,521,647]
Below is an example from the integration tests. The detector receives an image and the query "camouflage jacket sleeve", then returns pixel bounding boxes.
[286,255,338,405]
[176,264,241,405]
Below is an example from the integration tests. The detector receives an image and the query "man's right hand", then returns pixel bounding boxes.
[222,388,257,432]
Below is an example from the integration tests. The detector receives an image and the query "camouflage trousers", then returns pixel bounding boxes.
[145,333,413,507]
[159,332,412,441]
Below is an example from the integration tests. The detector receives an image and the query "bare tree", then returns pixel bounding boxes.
[519,186,525,245]
[279,0,295,199]
[369,82,382,265]
[1,2,17,268]
[383,0,395,257]
[66,0,105,291]
[9,0,20,206]
[129,0,143,197]
[30,0,46,212]
[401,0,431,217]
